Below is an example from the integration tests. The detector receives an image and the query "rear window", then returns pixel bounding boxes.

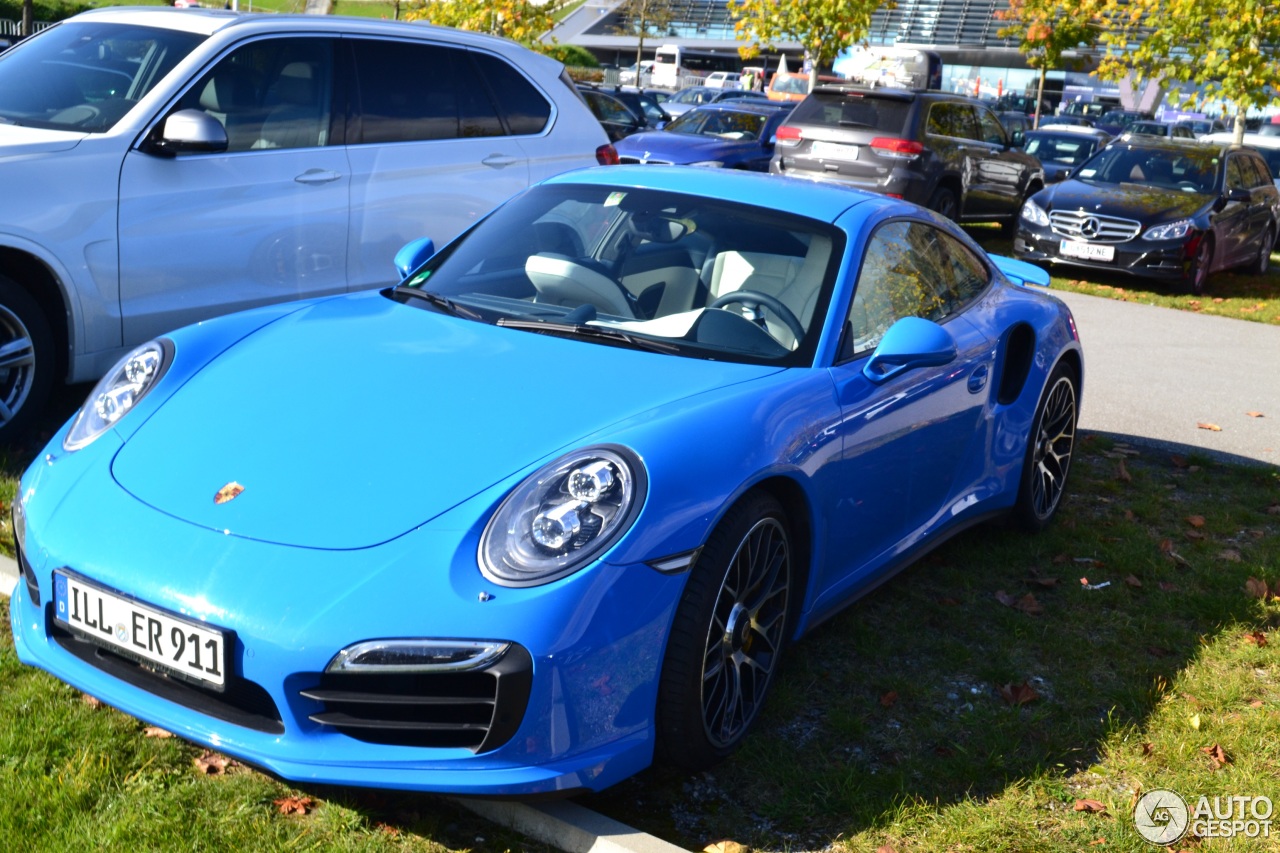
[788,91,911,132]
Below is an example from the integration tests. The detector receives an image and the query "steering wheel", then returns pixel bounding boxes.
[709,290,806,344]
[525,254,637,319]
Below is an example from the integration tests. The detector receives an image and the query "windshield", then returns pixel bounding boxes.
[665,108,767,140]
[0,21,205,132]
[770,73,808,95]
[1074,144,1221,193]
[670,88,711,105]
[1024,133,1098,166]
[398,184,843,366]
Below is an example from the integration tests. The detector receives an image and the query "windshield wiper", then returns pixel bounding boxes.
[496,317,679,354]
[390,285,481,320]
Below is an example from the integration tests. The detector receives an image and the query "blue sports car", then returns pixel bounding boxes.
[10,167,1083,797]
[615,102,794,170]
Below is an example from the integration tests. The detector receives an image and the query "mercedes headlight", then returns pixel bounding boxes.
[1142,219,1193,241]
[64,340,171,451]
[479,446,646,587]
[1021,199,1050,227]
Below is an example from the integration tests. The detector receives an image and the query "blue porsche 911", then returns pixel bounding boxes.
[11,166,1082,797]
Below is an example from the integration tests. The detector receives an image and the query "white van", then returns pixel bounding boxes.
[705,71,742,90]
[0,9,611,438]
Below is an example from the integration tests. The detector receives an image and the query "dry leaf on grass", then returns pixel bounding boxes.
[875,846,898,853]
[193,749,238,775]
[1250,700,1265,709]
[1189,713,1201,731]
[1242,631,1268,647]
[1159,581,1179,592]
[1245,577,1275,600]
[80,693,103,709]
[1171,455,1190,469]
[1117,458,1132,482]
[1185,515,1206,528]
[1141,742,1154,756]
[1074,799,1108,813]
[1124,575,1143,588]
[1246,411,1264,418]
[274,795,315,816]
[142,726,173,739]
[1218,549,1242,562]
[999,682,1040,706]
[1186,529,1207,541]
[1028,576,1059,588]
[995,590,1017,607]
[1202,743,1230,769]
[1015,593,1044,615]
[1197,422,1223,431]
[1268,504,1280,516]
[879,690,898,708]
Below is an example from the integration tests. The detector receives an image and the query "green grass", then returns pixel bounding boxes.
[967,225,1280,325]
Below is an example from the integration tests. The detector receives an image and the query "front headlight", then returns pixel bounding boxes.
[1142,219,1194,241]
[1021,199,1050,227]
[64,340,171,451]
[479,446,647,587]
[690,160,725,168]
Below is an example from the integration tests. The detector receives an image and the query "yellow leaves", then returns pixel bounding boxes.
[1189,713,1201,730]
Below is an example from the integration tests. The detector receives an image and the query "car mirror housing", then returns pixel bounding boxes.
[152,109,229,156]
[863,316,958,384]
[395,237,437,280]
[1227,187,1252,203]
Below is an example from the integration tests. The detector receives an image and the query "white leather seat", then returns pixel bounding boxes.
[707,242,831,348]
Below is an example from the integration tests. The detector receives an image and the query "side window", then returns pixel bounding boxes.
[175,37,335,153]
[926,102,958,137]
[976,108,1008,145]
[1226,156,1248,191]
[470,50,551,136]
[843,221,990,360]
[351,40,502,143]
[1244,155,1270,189]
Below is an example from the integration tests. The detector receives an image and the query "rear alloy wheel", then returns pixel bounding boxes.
[0,275,55,444]
[1188,235,1213,295]
[1247,226,1274,275]
[928,186,959,221]
[656,492,792,771]
[1013,363,1078,532]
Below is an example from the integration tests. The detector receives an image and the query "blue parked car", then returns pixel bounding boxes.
[616,102,794,170]
[11,166,1083,797]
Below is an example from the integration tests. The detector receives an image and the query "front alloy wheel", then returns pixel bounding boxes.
[1014,363,1078,531]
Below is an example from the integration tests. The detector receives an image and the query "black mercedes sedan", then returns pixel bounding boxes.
[1014,138,1279,294]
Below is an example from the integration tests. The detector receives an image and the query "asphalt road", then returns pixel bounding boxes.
[1048,288,1280,466]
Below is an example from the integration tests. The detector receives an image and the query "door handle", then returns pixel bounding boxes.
[295,169,342,185]
[482,154,519,169]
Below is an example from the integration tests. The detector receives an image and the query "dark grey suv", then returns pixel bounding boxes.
[770,86,1043,231]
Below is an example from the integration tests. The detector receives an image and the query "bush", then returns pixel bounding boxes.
[542,42,598,68]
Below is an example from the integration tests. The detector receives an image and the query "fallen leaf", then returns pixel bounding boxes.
[1201,743,1230,769]
[376,823,401,837]
[1124,509,1136,521]
[143,726,173,739]
[1141,742,1154,756]
[1117,458,1132,482]
[1246,411,1265,418]
[1159,581,1179,592]
[1090,839,1106,846]
[1212,297,1225,303]
[1268,504,1280,516]
[1186,529,1207,541]
[193,749,235,775]
[1074,799,1108,813]
[274,795,315,816]
[1186,515,1206,528]
[1242,631,1268,647]
[1028,576,1059,588]
[1245,577,1273,599]
[1171,455,1189,469]
[1250,700,1265,709]
[1197,422,1222,431]
[874,846,898,853]
[1015,593,1044,615]
[1189,713,1201,731]
[879,690,898,708]
[999,681,1040,706]
[1218,549,1242,562]
[1159,539,1174,553]
[80,693,103,709]
[995,590,1018,607]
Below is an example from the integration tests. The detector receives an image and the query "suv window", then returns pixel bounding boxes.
[470,50,551,135]
[926,102,977,140]
[976,107,1008,145]
[843,220,989,359]
[351,39,503,143]
[787,91,911,133]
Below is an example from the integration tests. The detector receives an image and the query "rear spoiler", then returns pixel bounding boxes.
[992,255,1051,287]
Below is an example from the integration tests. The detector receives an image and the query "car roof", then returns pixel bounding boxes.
[1112,136,1236,155]
[543,165,888,224]
[1030,125,1110,137]
[1200,132,1280,149]
[684,101,792,115]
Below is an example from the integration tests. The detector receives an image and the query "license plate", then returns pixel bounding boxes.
[1060,240,1115,262]
[54,571,228,689]
[808,140,858,160]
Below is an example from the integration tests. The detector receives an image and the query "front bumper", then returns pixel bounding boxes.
[1013,225,1195,281]
[10,431,685,796]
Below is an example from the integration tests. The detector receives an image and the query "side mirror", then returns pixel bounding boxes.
[150,109,228,155]
[1227,187,1252,203]
[1011,130,1024,147]
[394,237,436,280]
[863,316,958,384]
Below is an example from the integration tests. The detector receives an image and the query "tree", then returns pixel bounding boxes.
[405,0,556,47]
[21,0,33,37]
[995,0,1094,128]
[730,0,894,93]
[1092,0,1280,143]
[613,0,675,75]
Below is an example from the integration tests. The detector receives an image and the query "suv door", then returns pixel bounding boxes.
[968,106,1026,217]
[344,38,532,291]
[119,36,350,344]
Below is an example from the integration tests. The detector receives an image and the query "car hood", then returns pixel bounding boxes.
[617,131,745,162]
[112,292,780,550]
[1040,179,1211,223]
[0,123,84,156]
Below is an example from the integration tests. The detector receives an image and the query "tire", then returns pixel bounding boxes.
[656,492,792,771]
[1012,362,1078,533]
[1188,234,1213,295]
[0,275,55,444]
[1247,226,1274,275]
[928,185,959,222]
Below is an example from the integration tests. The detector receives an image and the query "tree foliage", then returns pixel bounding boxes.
[995,0,1094,127]
[730,0,894,92]
[1091,0,1280,141]
[404,0,556,47]
[613,0,676,71]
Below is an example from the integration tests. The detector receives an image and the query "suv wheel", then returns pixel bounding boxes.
[0,275,55,443]
[928,186,959,221]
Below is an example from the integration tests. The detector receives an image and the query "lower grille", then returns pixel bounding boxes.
[1049,210,1141,242]
[50,613,285,734]
[300,643,532,752]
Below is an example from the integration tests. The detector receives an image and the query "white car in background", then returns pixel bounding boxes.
[704,71,742,89]
[0,8,611,439]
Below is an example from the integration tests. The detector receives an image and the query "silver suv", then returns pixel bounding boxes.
[0,9,611,439]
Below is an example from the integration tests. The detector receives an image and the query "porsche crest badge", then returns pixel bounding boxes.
[214,482,245,504]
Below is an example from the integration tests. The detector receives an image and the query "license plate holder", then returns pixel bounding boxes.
[54,571,229,690]
[1060,240,1115,262]
[808,140,859,161]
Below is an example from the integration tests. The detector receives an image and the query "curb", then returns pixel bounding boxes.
[1,553,16,598]
[454,797,690,853]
